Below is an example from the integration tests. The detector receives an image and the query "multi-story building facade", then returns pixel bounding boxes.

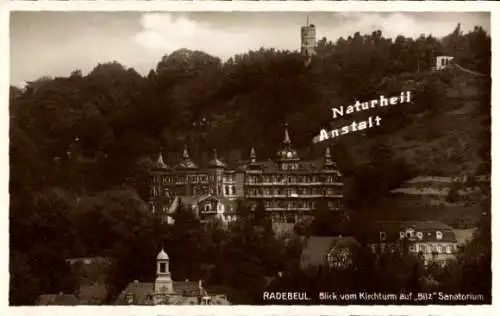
[149,146,237,215]
[366,221,459,266]
[241,125,343,223]
[149,125,344,224]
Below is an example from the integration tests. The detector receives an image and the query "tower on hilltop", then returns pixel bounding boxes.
[301,16,316,57]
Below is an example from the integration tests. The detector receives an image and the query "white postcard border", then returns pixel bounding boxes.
[1,1,498,316]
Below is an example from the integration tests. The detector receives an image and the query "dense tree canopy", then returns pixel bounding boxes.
[10,25,491,305]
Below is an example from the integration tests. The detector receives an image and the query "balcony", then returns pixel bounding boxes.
[245,182,324,186]
[245,194,343,199]
[266,207,313,211]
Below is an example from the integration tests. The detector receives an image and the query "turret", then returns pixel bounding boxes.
[155,148,168,169]
[250,147,257,164]
[276,123,299,170]
[301,16,316,57]
[177,144,198,169]
[154,248,173,294]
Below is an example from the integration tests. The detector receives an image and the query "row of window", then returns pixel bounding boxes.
[153,170,343,185]
[153,173,342,186]
[370,243,456,254]
[152,186,340,198]
[280,163,300,171]
[200,213,237,223]
[149,203,173,214]
[154,175,210,184]
[245,187,339,196]
[152,187,341,201]
[410,243,455,254]
[222,174,236,182]
[246,175,341,184]
[223,185,235,196]
[379,230,444,241]
[249,199,341,210]
[151,186,211,197]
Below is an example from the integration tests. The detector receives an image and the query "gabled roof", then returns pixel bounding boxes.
[77,283,108,305]
[173,280,201,296]
[114,280,210,305]
[114,282,154,305]
[154,151,168,169]
[198,195,237,214]
[177,145,198,169]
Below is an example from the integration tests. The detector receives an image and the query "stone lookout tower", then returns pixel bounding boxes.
[301,16,316,57]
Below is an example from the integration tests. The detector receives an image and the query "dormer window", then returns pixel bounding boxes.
[399,231,405,239]
[417,232,423,240]
[405,228,416,240]
[159,262,166,273]
[436,231,443,240]
[380,232,386,241]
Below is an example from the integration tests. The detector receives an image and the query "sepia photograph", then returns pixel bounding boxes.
[9,9,491,307]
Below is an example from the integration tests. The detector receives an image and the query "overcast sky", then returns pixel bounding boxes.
[10,11,490,85]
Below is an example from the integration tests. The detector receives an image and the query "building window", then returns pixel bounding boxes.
[436,245,442,253]
[399,231,405,239]
[421,244,428,253]
[159,262,166,273]
[436,231,443,240]
[446,245,453,254]
[417,232,423,240]
[380,232,386,241]
[224,186,229,195]
[126,293,134,304]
